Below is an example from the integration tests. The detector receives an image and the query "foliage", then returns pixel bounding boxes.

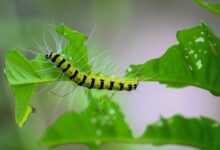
[41,90,132,149]
[4,25,90,127]
[41,91,220,150]
[4,21,220,150]
[126,23,220,96]
[194,0,220,15]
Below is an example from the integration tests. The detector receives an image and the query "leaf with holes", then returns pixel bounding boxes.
[126,23,220,96]
[41,91,220,150]
[40,90,132,149]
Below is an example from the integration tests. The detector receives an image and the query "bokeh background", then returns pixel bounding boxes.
[1,0,220,150]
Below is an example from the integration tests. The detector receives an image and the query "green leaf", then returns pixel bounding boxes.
[4,24,92,127]
[4,50,62,126]
[4,50,62,85]
[4,50,41,85]
[126,23,220,96]
[41,90,132,148]
[31,54,63,82]
[56,24,91,73]
[194,0,220,15]
[140,115,220,150]
[4,50,40,127]
[12,85,35,127]
[41,99,220,150]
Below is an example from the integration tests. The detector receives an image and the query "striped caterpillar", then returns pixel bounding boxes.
[45,51,139,91]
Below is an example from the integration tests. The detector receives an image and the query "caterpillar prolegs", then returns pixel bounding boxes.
[45,52,139,91]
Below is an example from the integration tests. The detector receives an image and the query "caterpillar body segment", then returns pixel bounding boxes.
[45,52,138,91]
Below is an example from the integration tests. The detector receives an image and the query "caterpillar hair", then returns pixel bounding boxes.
[45,51,139,91]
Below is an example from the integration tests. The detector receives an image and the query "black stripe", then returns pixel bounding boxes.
[49,52,53,58]
[78,75,87,86]
[57,58,66,67]
[119,83,124,90]
[62,64,71,73]
[99,79,104,89]
[69,70,79,80]
[89,78,95,89]
[127,84,132,91]
[109,81,114,90]
[51,54,60,62]
[133,84,137,89]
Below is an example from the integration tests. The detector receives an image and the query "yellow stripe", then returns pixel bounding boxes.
[54,56,63,66]
[60,61,68,70]
[49,52,139,91]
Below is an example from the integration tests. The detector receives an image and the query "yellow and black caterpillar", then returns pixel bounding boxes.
[45,52,138,91]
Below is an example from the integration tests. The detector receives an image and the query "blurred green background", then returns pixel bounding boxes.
[1,0,220,150]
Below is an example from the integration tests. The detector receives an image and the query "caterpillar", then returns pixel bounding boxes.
[45,51,139,91]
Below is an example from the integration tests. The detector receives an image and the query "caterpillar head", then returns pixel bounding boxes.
[45,51,53,59]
